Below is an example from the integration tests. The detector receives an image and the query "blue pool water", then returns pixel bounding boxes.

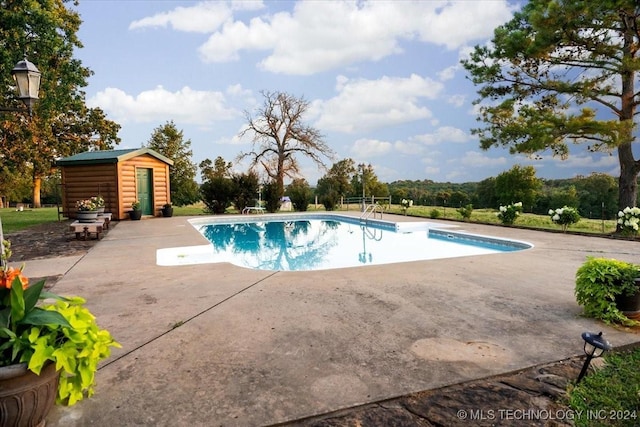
[156,215,532,271]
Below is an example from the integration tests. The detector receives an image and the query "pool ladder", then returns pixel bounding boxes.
[360,203,383,221]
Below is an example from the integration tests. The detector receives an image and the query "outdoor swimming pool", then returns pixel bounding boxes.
[156,214,532,271]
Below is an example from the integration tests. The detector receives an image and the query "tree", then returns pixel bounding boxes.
[316,158,356,203]
[145,121,199,206]
[351,163,389,199]
[200,177,235,214]
[200,156,233,182]
[1,0,121,207]
[463,0,640,215]
[238,90,334,197]
[494,165,541,210]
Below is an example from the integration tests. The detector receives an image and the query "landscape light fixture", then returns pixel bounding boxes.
[576,331,612,383]
[1,56,41,115]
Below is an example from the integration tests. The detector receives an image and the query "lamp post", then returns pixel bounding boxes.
[1,56,41,115]
[577,331,612,383]
[0,56,41,267]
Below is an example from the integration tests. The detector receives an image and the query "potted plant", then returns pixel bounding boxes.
[0,242,120,425]
[129,200,142,220]
[92,195,105,214]
[75,198,98,223]
[575,257,640,326]
[161,203,173,218]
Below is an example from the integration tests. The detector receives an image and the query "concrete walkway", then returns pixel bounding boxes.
[41,213,639,426]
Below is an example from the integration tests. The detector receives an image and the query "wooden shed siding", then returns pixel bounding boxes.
[61,164,119,217]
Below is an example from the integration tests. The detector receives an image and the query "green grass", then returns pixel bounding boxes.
[0,203,621,235]
[0,207,60,233]
[567,347,640,427]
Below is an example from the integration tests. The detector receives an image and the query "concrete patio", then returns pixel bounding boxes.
[26,213,638,426]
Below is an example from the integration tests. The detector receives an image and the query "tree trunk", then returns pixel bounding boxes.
[32,176,42,208]
[616,24,639,229]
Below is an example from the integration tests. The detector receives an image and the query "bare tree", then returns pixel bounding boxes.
[238,91,334,196]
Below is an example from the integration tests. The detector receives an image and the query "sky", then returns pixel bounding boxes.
[70,0,621,185]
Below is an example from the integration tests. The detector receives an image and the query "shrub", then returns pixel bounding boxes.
[200,177,235,214]
[575,257,640,326]
[262,181,281,213]
[457,204,473,220]
[548,206,581,232]
[429,209,441,219]
[287,179,312,211]
[496,202,522,225]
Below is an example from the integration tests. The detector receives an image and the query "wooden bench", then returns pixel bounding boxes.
[69,218,106,240]
[97,212,112,229]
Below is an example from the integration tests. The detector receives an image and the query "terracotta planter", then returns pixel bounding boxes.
[0,362,59,427]
[76,210,99,223]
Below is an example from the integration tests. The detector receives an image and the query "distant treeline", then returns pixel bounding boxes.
[387,173,622,220]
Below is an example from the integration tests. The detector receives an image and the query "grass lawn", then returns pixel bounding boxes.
[0,207,61,233]
[567,346,640,427]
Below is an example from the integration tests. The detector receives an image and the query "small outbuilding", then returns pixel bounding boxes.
[56,148,173,220]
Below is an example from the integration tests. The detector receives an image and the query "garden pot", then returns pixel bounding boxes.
[161,206,173,217]
[129,209,142,220]
[96,206,105,214]
[76,210,99,223]
[615,281,640,318]
[0,362,59,427]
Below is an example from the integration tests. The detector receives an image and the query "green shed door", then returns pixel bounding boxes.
[136,168,153,215]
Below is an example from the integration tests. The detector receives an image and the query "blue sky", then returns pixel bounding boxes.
[71,0,620,185]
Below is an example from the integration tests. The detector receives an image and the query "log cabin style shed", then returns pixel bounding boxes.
[56,148,173,220]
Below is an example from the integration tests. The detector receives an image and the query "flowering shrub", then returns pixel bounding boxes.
[617,206,640,234]
[548,206,580,232]
[76,198,97,211]
[496,202,522,225]
[401,198,413,215]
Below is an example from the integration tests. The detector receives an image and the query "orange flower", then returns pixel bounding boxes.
[0,267,29,289]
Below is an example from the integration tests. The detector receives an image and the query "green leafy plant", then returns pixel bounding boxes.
[575,257,640,326]
[429,209,441,219]
[0,244,120,406]
[457,204,473,220]
[496,202,522,225]
[549,206,581,232]
[131,200,141,210]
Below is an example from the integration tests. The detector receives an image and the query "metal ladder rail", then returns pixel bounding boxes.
[360,203,383,221]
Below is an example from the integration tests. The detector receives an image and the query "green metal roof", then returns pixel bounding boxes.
[56,148,173,166]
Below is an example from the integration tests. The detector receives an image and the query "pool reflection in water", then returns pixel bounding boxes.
[191,219,529,271]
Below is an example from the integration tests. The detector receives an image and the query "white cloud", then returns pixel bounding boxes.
[447,94,466,108]
[351,138,392,157]
[87,86,239,125]
[413,126,471,145]
[459,151,507,167]
[316,74,442,132]
[192,0,515,75]
[129,2,235,33]
[438,65,458,81]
